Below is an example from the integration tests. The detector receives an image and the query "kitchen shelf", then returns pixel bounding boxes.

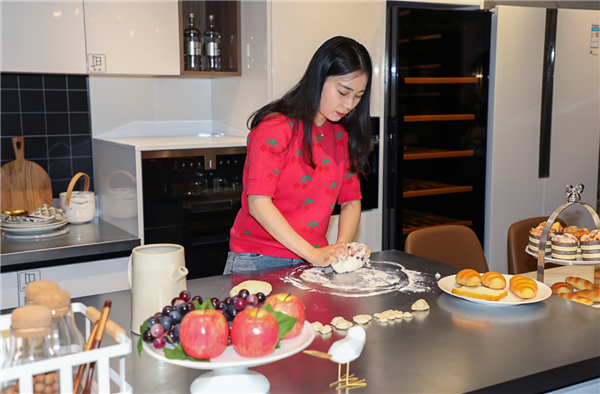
[405,77,477,84]
[178,1,241,76]
[404,147,474,160]
[404,114,475,122]
[403,179,473,198]
[402,210,473,235]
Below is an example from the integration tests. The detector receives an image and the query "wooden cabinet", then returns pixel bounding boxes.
[178,1,241,76]
[1,1,87,74]
[84,1,180,75]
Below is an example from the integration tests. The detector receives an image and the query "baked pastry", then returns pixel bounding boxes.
[539,221,564,233]
[550,282,574,295]
[452,286,508,301]
[580,230,600,262]
[455,269,482,287]
[528,226,554,254]
[551,233,579,260]
[574,288,600,302]
[565,276,595,291]
[481,272,506,290]
[557,293,594,306]
[509,276,538,299]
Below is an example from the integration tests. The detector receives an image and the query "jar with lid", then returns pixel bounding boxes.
[3,305,60,394]
[24,280,59,305]
[33,289,84,356]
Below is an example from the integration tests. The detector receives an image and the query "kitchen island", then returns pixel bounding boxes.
[76,250,600,393]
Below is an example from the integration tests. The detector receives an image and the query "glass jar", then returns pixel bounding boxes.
[33,289,84,356]
[3,305,60,394]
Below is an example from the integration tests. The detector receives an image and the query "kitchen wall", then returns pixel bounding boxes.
[0,73,94,198]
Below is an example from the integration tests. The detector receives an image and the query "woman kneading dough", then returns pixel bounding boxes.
[223,36,373,274]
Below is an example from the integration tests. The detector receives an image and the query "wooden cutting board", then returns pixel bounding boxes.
[1,136,53,213]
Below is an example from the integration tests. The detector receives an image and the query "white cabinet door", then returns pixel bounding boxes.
[1,1,87,74]
[84,1,180,75]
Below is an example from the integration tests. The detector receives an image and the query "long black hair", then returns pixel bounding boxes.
[247,36,373,178]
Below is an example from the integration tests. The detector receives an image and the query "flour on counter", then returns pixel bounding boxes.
[281,261,432,297]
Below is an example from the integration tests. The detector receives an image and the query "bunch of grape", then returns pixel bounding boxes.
[142,288,267,349]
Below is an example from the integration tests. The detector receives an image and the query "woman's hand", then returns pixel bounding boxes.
[309,242,349,267]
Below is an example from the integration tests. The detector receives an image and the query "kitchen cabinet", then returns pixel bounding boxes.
[84,1,181,75]
[1,1,87,74]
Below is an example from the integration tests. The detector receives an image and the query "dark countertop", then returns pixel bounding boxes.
[1,218,140,268]
[75,250,600,393]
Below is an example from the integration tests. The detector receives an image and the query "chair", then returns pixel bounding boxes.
[507,216,566,275]
[405,225,489,272]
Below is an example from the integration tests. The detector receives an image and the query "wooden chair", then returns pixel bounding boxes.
[405,225,489,272]
[507,217,566,275]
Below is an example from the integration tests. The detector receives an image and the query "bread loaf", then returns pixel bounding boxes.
[510,276,538,299]
[481,272,507,290]
[551,282,574,295]
[557,293,594,306]
[455,269,482,287]
[565,276,595,291]
[574,288,600,302]
[452,286,508,301]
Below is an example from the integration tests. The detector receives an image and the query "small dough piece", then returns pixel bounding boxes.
[311,321,332,335]
[331,256,364,274]
[411,299,430,311]
[330,316,353,329]
[352,314,372,325]
[402,311,413,319]
[229,280,272,298]
[374,309,403,323]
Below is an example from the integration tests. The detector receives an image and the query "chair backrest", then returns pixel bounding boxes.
[507,216,566,275]
[405,225,488,272]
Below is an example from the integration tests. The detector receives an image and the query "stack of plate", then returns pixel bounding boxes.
[0,215,69,239]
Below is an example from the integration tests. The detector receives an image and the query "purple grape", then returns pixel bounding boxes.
[226,306,238,320]
[223,297,232,306]
[169,310,182,324]
[171,297,180,306]
[159,316,172,331]
[173,323,181,338]
[142,329,153,343]
[187,301,195,311]
[246,294,259,306]
[167,330,178,344]
[173,299,185,307]
[256,292,266,303]
[150,323,164,337]
[178,302,191,315]
[153,337,166,349]
[234,297,247,311]
[179,290,191,301]
[162,305,173,316]
[146,316,159,328]
[238,289,250,299]
[216,301,227,310]
[192,295,203,304]
[210,297,220,307]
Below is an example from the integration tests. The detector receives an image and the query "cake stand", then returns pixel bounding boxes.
[532,184,600,283]
[143,321,315,394]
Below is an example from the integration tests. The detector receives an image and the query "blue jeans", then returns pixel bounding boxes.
[223,252,305,274]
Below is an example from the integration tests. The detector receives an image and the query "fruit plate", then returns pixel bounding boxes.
[438,274,552,306]
[143,321,315,393]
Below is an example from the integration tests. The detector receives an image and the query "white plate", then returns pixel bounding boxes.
[143,320,315,370]
[2,227,69,240]
[438,274,552,306]
[1,217,68,234]
[0,216,67,229]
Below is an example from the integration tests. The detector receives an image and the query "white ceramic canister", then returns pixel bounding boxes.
[128,244,189,335]
[59,172,95,224]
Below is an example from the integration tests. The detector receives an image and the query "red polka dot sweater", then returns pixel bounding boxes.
[229,114,362,259]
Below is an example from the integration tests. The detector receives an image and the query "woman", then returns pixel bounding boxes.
[224,36,373,274]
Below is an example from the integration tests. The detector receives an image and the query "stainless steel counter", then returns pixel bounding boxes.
[75,250,600,393]
[1,218,140,267]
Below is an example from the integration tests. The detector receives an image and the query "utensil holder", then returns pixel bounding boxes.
[60,172,95,224]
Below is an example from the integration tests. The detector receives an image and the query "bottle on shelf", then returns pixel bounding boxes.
[204,15,222,71]
[183,13,203,71]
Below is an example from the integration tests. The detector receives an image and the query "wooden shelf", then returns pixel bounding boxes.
[404,147,474,160]
[404,114,475,122]
[402,210,473,235]
[405,77,477,84]
[403,179,472,198]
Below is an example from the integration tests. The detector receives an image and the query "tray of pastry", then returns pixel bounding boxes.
[525,246,599,266]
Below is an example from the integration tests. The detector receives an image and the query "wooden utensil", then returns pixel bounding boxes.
[0,136,53,213]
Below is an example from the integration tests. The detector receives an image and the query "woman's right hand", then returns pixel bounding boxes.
[309,242,349,267]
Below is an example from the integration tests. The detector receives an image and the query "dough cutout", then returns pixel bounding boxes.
[411,299,430,311]
[374,309,403,323]
[331,316,353,330]
[402,312,413,319]
[311,321,332,335]
[229,280,272,297]
[352,314,372,325]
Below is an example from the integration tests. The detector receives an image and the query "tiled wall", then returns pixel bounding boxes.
[1,73,94,198]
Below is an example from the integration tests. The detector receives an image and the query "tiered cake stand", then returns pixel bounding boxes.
[526,184,600,283]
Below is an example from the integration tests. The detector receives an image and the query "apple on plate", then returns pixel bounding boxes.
[264,293,305,339]
[179,309,229,359]
[230,308,279,357]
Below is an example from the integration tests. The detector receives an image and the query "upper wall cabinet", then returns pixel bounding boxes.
[84,1,180,75]
[2,1,87,74]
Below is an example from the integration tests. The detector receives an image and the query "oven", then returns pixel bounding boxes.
[141,147,246,279]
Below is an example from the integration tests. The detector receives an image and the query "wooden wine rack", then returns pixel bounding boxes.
[402,210,472,235]
[403,147,474,161]
[403,179,473,198]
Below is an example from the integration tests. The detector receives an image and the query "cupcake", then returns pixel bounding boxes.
[564,226,590,239]
[579,230,600,262]
[528,226,554,254]
[551,233,579,260]
[540,221,564,233]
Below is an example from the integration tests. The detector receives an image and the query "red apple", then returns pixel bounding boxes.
[264,293,305,339]
[179,309,228,359]
[230,308,279,357]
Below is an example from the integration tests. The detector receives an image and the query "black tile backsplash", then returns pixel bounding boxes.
[1,73,94,199]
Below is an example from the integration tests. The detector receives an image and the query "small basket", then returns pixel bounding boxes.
[60,173,95,224]
[1,303,132,393]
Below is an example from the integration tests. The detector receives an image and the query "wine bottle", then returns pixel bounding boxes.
[204,15,222,71]
[183,13,202,71]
